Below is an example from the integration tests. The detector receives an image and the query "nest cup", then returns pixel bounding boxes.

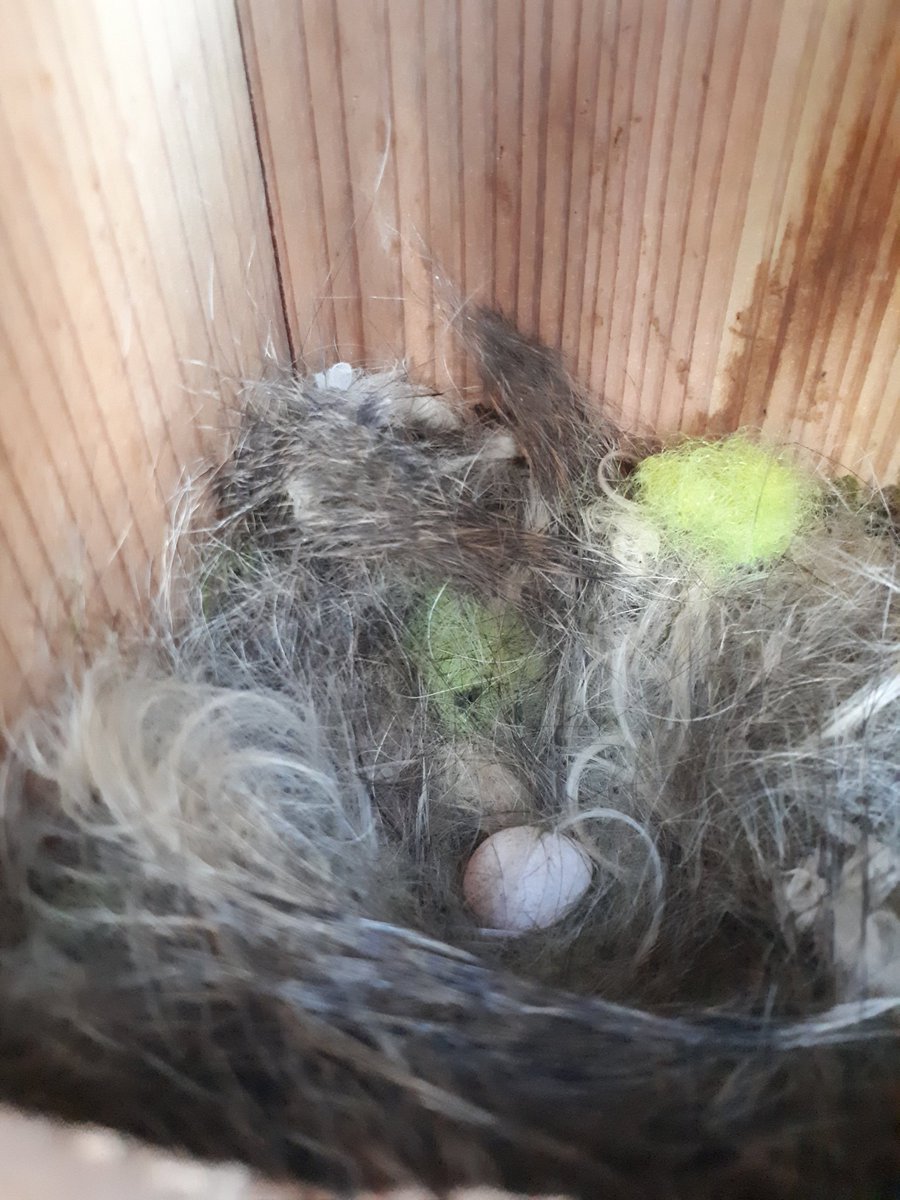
[0,307,897,1200]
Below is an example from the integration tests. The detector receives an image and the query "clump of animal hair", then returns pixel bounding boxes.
[0,308,898,1200]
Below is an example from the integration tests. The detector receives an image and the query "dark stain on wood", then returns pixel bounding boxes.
[714,22,899,440]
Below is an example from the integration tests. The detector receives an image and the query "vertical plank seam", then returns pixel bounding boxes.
[295,1,340,362]
[631,0,686,419]
[586,0,627,402]
[197,0,286,377]
[549,0,582,350]
[758,16,855,426]
[330,0,366,359]
[151,3,254,372]
[561,0,600,364]
[383,0,406,363]
[656,0,724,431]
[725,4,825,431]
[577,0,617,386]
[132,2,227,405]
[532,1,551,334]
[675,0,753,431]
[811,55,899,456]
[418,0,435,366]
[454,0,467,327]
[234,0,296,365]
[787,30,887,432]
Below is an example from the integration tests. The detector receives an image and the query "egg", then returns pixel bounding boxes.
[313,361,355,391]
[441,746,532,829]
[463,826,593,934]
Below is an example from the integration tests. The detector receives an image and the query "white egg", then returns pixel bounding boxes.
[314,361,355,391]
[463,826,593,934]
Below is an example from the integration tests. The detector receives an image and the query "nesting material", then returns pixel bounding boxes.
[784,839,900,996]
[633,435,818,568]
[409,588,542,732]
[463,826,593,933]
[0,306,897,1200]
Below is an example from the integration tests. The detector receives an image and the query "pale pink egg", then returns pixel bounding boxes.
[463,826,592,933]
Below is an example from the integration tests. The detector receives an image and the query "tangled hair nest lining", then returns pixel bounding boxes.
[0,308,898,1200]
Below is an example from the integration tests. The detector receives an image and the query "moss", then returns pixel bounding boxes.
[408,588,544,733]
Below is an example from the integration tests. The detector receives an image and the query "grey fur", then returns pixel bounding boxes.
[0,309,897,1199]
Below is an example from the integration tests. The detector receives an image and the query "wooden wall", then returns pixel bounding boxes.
[240,0,899,471]
[1,0,897,723]
[0,0,287,721]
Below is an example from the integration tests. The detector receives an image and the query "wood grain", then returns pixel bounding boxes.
[0,0,287,723]
[240,0,899,477]
[2,0,897,725]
